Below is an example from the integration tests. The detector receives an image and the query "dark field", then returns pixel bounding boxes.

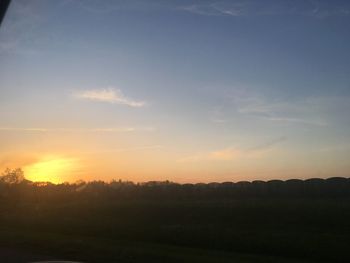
[1,176,350,262]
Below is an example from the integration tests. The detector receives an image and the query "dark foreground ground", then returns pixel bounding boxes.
[1,175,350,262]
[1,197,350,262]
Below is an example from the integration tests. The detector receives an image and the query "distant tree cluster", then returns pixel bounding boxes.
[0,168,25,184]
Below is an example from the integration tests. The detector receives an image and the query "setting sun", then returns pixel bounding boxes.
[24,157,78,184]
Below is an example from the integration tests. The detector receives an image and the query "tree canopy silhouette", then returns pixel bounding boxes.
[0,168,25,184]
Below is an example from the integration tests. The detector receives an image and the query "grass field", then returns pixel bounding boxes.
[1,196,349,262]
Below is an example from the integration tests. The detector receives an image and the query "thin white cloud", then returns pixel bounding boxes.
[80,145,163,155]
[178,148,242,162]
[178,136,286,162]
[68,0,120,14]
[74,88,146,107]
[179,1,350,18]
[319,144,350,153]
[263,117,328,126]
[110,144,162,152]
[209,106,230,124]
[179,4,242,17]
[0,128,49,132]
[248,136,287,151]
[0,127,155,133]
[211,118,229,124]
[233,94,329,126]
[178,147,265,163]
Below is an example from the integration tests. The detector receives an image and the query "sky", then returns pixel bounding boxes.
[0,0,350,183]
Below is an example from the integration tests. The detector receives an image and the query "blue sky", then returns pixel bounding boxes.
[0,0,350,182]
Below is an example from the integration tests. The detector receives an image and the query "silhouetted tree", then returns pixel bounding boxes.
[0,168,25,184]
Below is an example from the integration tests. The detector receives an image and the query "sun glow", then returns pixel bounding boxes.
[24,157,78,184]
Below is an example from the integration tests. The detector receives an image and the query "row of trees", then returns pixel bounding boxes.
[1,168,350,200]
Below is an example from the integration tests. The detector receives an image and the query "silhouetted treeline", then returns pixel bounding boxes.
[1,169,350,202]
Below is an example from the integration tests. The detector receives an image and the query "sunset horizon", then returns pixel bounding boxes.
[1,0,350,184]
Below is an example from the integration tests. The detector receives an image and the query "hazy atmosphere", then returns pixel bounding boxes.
[1,0,350,183]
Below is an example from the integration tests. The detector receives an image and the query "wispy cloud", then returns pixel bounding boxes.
[179,1,350,18]
[81,145,163,155]
[66,0,161,14]
[178,149,239,163]
[209,106,230,124]
[72,0,121,14]
[319,143,350,153]
[0,128,48,132]
[0,127,155,133]
[248,136,287,151]
[73,87,147,107]
[178,148,259,163]
[211,118,229,124]
[234,93,329,126]
[179,2,246,17]
[263,117,328,126]
[178,136,286,162]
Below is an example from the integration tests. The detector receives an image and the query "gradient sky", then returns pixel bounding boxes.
[1,0,350,183]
